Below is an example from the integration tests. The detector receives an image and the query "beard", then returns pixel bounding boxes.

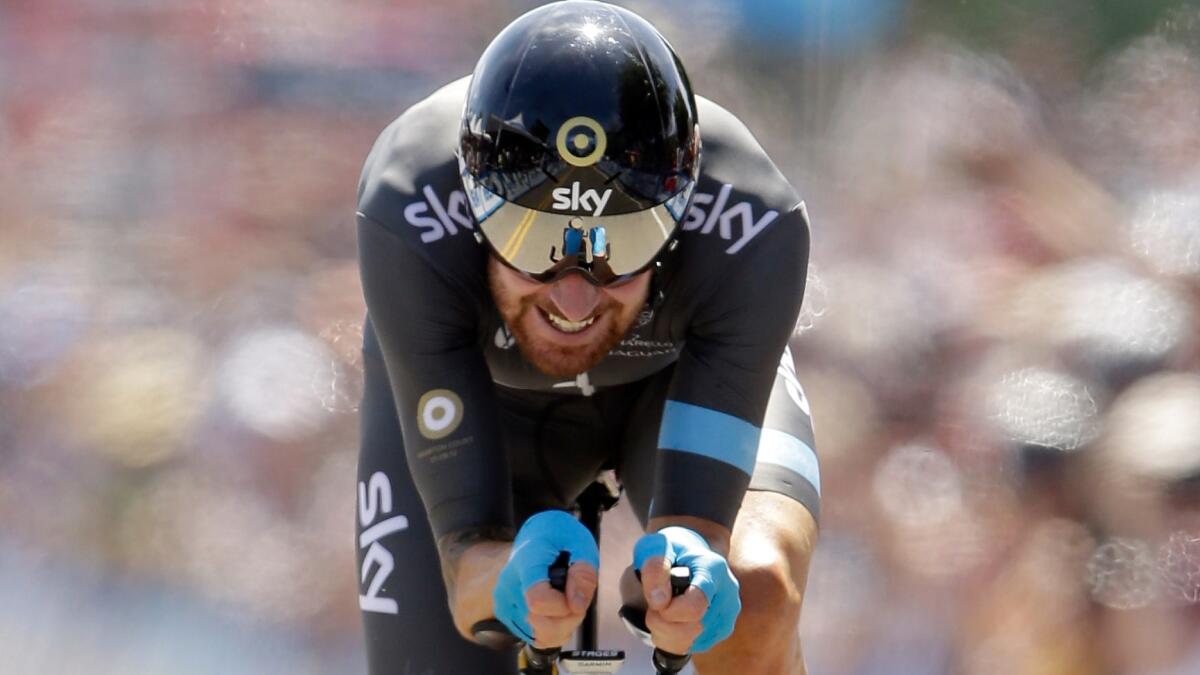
[488,267,644,378]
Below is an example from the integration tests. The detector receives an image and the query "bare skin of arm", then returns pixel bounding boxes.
[437,528,513,642]
[439,528,599,649]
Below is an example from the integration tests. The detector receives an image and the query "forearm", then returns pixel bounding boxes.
[436,526,515,641]
[692,492,817,675]
[646,515,731,557]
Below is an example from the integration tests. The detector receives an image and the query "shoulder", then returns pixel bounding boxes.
[693,96,802,213]
[356,77,487,287]
[672,96,809,266]
[655,97,810,325]
[358,76,470,207]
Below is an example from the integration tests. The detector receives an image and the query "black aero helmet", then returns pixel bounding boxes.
[458,0,700,285]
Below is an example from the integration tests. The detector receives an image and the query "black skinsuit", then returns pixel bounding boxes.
[355,78,820,674]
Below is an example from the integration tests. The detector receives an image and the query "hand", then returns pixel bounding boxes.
[493,510,600,649]
[633,526,741,654]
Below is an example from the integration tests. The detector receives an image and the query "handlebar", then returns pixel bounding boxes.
[628,564,696,667]
[469,552,570,675]
[520,552,571,672]
[470,556,693,675]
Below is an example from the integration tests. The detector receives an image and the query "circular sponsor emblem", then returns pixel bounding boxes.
[417,389,464,440]
[556,116,607,167]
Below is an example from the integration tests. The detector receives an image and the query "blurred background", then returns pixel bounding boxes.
[3,0,1200,673]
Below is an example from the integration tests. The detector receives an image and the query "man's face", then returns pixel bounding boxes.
[488,256,650,377]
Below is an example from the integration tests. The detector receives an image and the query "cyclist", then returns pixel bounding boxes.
[355,2,819,673]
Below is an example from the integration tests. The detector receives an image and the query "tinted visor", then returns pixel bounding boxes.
[462,169,694,284]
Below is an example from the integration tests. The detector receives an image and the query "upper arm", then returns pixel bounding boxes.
[357,215,513,539]
[675,203,809,414]
[651,205,810,529]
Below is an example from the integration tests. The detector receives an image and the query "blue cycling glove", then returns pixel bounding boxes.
[633,526,741,653]
[493,510,600,643]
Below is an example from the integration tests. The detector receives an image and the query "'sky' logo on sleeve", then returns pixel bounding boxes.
[358,471,408,615]
[404,186,475,243]
[682,183,780,254]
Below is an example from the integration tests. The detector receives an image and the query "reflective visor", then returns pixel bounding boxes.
[462,169,694,284]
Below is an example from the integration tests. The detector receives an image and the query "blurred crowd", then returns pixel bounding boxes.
[796,30,1200,675]
[2,1,1199,673]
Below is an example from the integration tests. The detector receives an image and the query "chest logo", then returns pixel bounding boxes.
[494,325,516,350]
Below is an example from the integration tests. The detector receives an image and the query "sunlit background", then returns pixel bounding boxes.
[3,0,1200,673]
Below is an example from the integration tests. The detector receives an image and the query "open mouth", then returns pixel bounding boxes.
[538,307,598,335]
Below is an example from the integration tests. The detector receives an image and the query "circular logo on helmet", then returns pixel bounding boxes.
[556,116,607,167]
[416,389,464,440]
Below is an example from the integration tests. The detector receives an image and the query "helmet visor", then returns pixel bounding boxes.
[462,170,693,284]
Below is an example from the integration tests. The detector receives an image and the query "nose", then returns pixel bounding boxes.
[548,273,601,322]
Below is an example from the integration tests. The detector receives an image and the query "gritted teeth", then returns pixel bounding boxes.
[542,308,596,334]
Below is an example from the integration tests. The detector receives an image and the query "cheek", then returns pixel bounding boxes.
[490,262,544,309]
[604,277,651,311]
[506,290,543,320]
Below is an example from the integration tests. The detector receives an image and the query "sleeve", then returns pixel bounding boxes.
[357,214,513,541]
[650,204,811,529]
[750,346,822,522]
